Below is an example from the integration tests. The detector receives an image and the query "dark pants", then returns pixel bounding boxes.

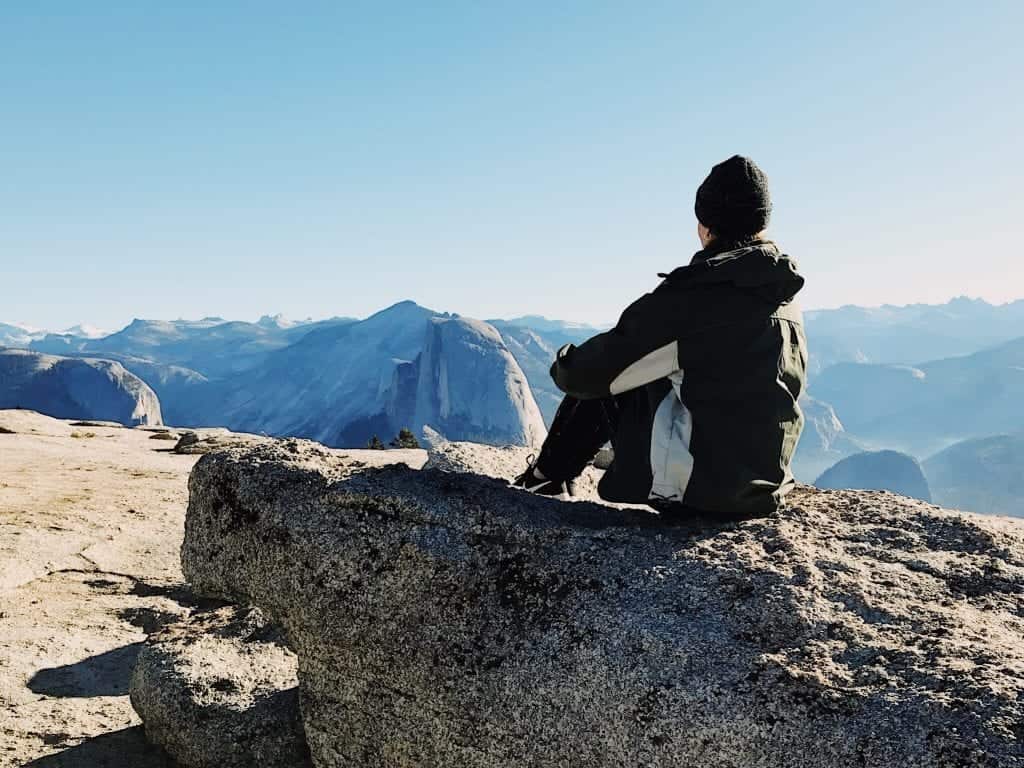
[536,393,699,519]
[535,395,620,482]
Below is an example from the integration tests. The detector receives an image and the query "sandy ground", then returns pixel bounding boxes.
[0,410,425,767]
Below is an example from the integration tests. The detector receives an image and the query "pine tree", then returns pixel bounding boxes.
[390,427,421,449]
[366,435,385,450]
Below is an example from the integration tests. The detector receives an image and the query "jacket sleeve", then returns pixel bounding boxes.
[549,288,681,400]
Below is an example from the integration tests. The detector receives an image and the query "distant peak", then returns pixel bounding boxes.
[0,320,41,333]
[496,315,603,333]
[947,295,989,307]
[60,323,109,339]
[515,314,550,323]
[258,313,293,329]
[371,300,431,317]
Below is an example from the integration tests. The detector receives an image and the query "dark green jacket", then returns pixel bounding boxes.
[550,239,807,518]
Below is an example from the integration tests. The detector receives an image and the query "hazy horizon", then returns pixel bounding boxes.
[6,291,1024,337]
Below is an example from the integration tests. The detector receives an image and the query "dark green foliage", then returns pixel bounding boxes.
[390,428,420,449]
[366,435,386,450]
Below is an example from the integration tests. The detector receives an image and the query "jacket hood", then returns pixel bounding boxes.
[660,240,804,304]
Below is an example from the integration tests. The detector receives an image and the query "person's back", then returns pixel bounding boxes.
[513,155,807,519]
[638,239,806,516]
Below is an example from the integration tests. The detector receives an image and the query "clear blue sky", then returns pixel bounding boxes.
[3,1,1022,329]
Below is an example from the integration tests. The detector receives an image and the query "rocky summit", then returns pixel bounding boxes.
[0,348,162,426]
[154,440,1024,768]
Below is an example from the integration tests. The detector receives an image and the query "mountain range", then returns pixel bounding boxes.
[0,321,108,349]
[3,304,552,450]
[187,302,548,448]
[798,299,1024,516]
[3,296,1021,516]
[804,296,1024,375]
[30,314,356,378]
[810,337,1024,457]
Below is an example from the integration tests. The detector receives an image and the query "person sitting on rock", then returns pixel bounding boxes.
[513,155,807,519]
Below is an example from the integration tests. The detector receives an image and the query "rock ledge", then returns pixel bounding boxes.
[173,440,1024,767]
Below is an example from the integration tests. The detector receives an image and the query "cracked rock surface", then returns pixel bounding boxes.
[184,440,1024,768]
[130,605,310,767]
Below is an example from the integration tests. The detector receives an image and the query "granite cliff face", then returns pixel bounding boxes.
[201,304,545,449]
[489,318,600,425]
[20,351,209,426]
[0,348,162,426]
[791,396,863,482]
[15,305,546,448]
[409,316,546,448]
[150,440,1024,768]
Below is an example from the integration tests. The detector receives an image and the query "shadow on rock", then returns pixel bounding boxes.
[129,580,228,610]
[23,726,173,767]
[118,606,186,635]
[28,643,142,698]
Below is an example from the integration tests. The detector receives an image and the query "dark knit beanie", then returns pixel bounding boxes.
[694,155,772,240]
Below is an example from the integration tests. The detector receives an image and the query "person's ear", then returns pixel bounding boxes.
[697,222,713,247]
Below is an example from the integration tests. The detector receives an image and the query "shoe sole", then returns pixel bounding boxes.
[513,484,570,501]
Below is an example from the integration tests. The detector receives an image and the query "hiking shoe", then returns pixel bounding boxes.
[511,456,576,498]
